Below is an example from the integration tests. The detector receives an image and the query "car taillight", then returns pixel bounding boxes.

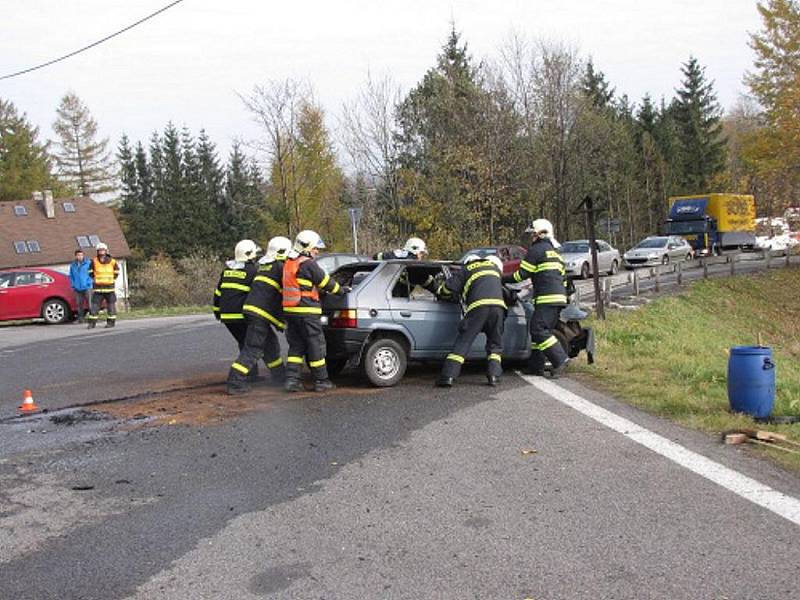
[330,309,357,328]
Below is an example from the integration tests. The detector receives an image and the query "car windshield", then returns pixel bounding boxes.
[331,263,377,289]
[635,238,667,249]
[561,242,589,253]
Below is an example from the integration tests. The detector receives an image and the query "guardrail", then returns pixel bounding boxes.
[574,247,798,304]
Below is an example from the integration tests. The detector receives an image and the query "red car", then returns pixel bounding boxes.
[0,268,78,324]
[458,245,527,276]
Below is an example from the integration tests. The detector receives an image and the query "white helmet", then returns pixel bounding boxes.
[264,236,292,262]
[293,230,326,253]
[525,218,554,239]
[463,254,482,264]
[234,239,261,262]
[404,237,427,256]
[95,242,108,251]
[486,255,504,271]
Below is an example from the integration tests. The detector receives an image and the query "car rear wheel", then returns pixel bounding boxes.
[580,262,590,279]
[607,260,619,275]
[362,337,407,387]
[42,299,69,324]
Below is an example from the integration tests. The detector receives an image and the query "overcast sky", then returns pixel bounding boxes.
[0,0,761,162]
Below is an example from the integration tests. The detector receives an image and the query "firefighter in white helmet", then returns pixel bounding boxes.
[87,242,120,329]
[374,237,428,260]
[213,239,262,356]
[282,230,348,392]
[226,236,292,394]
[435,253,508,387]
[504,218,570,378]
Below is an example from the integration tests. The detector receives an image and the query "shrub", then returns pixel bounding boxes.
[129,253,221,308]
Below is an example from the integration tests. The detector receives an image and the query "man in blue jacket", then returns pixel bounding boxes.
[69,250,92,323]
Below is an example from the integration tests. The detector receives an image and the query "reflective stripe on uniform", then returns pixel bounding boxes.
[488,353,502,362]
[214,289,222,297]
[220,282,251,293]
[331,281,340,294]
[545,250,562,259]
[463,269,500,298]
[284,306,322,315]
[220,312,245,320]
[319,273,330,288]
[446,353,464,364]
[231,362,249,374]
[107,315,117,320]
[532,336,559,351]
[267,357,283,369]
[465,298,506,313]
[242,304,286,329]
[296,278,314,287]
[309,358,326,368]
[535,294,567,305]
[520,259,537,273]
[287,356,305,364]
[513,271,523,282]
[93,287,115,293]
[254,275,281,291]
[535,261,565,274]
[212,307,220,312]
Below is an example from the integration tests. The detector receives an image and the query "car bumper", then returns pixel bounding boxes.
[623,257,660,267]
[323,327,371,360]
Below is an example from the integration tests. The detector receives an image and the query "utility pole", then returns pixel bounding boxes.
[348,207,363,254]
[574,193,605,319]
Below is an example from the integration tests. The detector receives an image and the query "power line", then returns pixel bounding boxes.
[0,0,186,81]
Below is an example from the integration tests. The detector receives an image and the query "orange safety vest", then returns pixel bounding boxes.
[282,256,320,307]
[92,257,117,289]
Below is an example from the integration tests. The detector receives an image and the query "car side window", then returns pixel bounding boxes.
[498,247,510,261]
[13,272,41,286]
[0,273,14,288]
[511,247,525,260]
[391,266,441,300]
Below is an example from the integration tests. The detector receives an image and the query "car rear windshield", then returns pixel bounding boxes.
[331,263,378,288]
[635,238,667,249]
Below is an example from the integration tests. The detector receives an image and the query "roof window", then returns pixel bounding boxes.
[63,202,76,213]
[27,240,41,252]
[13,241,29,254]
[14,205,27,216]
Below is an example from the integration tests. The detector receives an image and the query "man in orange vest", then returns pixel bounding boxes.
[87,242,120,329]
[282,230,348,393]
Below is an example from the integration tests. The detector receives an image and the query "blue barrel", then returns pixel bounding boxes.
[727,346,776,419]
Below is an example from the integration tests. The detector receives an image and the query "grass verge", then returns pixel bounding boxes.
[118,305,212,320]
[574,267,800,470]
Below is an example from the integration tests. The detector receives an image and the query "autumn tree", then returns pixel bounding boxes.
[52,92,114,196]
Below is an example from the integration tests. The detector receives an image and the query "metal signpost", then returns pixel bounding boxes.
[348,207,363,254]
[574,194,606,319]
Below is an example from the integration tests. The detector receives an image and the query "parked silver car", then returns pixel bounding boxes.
[321,260,594,387]
[561,239,621,278]
[623,236,694,268]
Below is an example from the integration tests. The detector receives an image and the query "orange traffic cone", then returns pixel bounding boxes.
[19,389,40,413]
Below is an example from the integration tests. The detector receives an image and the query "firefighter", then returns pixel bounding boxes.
[213,239,261,352]
[373,237,428,260]
[282,230,348,393]
[505,218,570,378]
[226,236,292,395]
[435,254,507,387]
[87,242,120,329]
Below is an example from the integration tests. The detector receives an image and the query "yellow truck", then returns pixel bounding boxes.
[664,193,756,256]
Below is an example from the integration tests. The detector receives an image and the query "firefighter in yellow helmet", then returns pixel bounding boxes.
[87,242,119,329]
[282,230,348,392]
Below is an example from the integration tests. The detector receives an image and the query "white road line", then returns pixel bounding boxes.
[521,374,800,527]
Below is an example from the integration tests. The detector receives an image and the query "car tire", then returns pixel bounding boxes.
[362,337,407,387]
[661,255,670,265]
[42,298,70,324]
[580,262,590,279]
[607,260,619,275]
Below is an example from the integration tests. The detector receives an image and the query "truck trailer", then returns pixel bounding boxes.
[664,193,756,256]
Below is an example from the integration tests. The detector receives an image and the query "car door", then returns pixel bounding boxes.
[0,272,18,320]
[466,301,530,359]
[387,265,461,354]
[10,271,49,318]
[595,241,610,272]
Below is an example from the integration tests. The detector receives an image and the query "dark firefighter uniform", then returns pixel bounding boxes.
[374,249,437,293]
[436,259,507,386]
[505,238,569,374]
[213,259,259,350]
[282,254,344,390]
[226,258,287,393]
[88,255,119,328]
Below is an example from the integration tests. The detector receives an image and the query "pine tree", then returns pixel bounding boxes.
[52,92,114,196]
[673,57,726,192]
[582,59,615,109]
[0,98,59,201]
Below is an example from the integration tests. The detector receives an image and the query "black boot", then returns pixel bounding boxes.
[313,379,336,392]
[435,376,454,388]
[105,320,115,328]
[284,379,303,393]
[269,365,286,387]
[550,358,570,379]
[226,382,250,395]
[487,375,500,387]
[87,319,96,329]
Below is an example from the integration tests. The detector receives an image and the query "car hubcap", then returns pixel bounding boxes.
[46,304,64,321]
[373,348,399,379]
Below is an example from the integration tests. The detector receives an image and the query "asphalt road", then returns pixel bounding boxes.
[1,317,799,599]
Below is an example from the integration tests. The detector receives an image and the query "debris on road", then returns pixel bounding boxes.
[723,430,800,455]
[520,448,538,456]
